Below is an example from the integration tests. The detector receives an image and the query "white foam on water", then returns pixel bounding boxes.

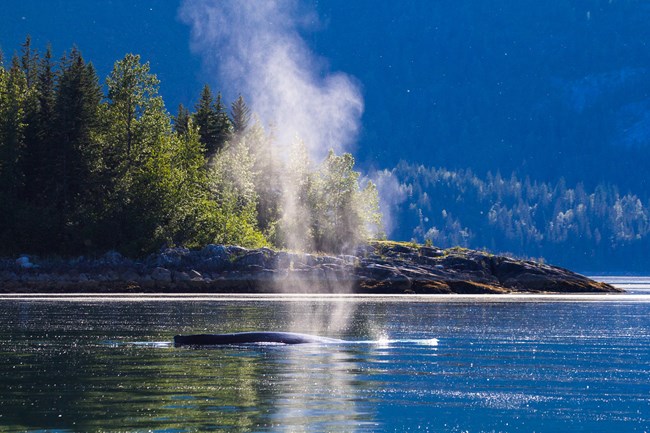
[108,341,173,348]
[352,338,440,347]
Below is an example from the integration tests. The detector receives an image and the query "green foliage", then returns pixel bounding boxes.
[22,45,56,204]
[274,139,314,250]
[273,148,383,254]
[247,121,283,235]
[20,35,39,89]
[308,150,382,253]
[105,53,166,163]
[174,103,190,137]
[358,180,384,240]
[208,128,268,248]
[53,49,103,215]
[0,41,382,257]
[230,95,251,134]
[398,163,650,270]
[0,57,30,252]
[193,85,232,155]
[0,57,28,197]
[97,54,236,255]
[309,151,359,252]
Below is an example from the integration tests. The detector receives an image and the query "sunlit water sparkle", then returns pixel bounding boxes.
[0,276,648,432]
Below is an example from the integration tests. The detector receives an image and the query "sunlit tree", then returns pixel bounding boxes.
[208,129,268,247]
[99,54,211,254]
[174,103,190,137]
[194,85,232,156]
[309,150,382,253]
[230,94,251,134]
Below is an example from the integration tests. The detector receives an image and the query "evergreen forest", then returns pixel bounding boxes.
[0,39,382,257]
[3,38,649,272]
[385,163,650,272]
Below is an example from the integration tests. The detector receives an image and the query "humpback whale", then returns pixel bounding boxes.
[174,331,342,346]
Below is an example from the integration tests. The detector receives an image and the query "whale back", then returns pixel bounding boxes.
[174,331,340,346]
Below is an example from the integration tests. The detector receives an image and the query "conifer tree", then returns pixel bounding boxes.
[51,48,103,251]
[0,56,28,196]
[22,45,56,203]
[193,85,232,155]
[20,36,39,89]
[230,94,251,134]
[213,92,233,152]
[0,56,29,251]
[174,103,190,137]
[17,38,42,206]
[246,120,283,235]
[101,54,243,253]
[193,85,218,153]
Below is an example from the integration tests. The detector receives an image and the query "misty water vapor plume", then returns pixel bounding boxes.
[179,0,364,161]
[180,1,388,337]
[180,0,372,261]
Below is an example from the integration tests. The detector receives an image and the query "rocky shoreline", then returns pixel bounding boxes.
[0,241,620,294]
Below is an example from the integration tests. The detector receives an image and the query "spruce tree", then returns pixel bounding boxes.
[174,103,190,137]
[0,56,28,196]
[17,38,42,210]
[0,56,29,252]
[193,85,232,155]
[22,45,56,204]
[51,48,103,251]
[230,94,251,134]
[20,35,39,89]
[213,92,233,152]
[194,84,216,151]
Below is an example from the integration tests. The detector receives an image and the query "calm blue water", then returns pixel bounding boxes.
[0,280,649,432]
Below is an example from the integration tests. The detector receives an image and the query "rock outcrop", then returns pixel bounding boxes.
[0,242,620,294]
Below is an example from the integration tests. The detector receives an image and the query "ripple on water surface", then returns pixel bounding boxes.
[0,285,649,432]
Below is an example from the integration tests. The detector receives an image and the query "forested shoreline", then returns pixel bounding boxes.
[3,39,649,271]
[387,163,650,271]
[0,39,381,257]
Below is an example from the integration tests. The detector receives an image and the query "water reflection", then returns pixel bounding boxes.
[0,296,648,432]
[0,301,388,431]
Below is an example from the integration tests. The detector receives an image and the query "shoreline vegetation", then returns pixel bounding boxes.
[1,241,619,294]
[1,40,380,259]
[0,40,620,294]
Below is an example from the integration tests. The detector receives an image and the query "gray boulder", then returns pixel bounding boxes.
[202,244,228,259]
[151,267,172,282]
[157,247,190,267]
[237,251,269,268]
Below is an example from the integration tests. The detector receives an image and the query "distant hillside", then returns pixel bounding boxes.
[378,162,650,272]
[312,1,650,193]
